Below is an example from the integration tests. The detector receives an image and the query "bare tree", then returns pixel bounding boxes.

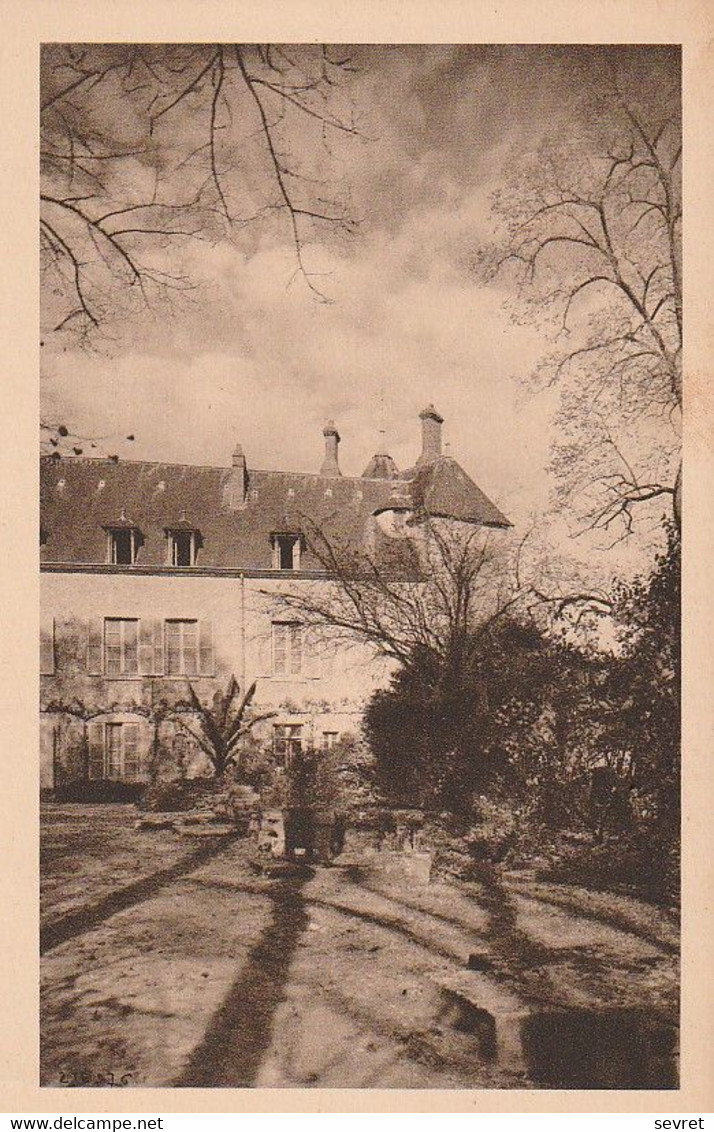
[40,416,137,458]
[266,515,526,679]
[41,44,363,338]
[482,53,681,538]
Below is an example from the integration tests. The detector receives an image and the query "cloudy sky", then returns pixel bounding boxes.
[41,44,672,565]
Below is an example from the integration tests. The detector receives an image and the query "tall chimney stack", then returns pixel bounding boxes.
[320,420,342,477]
[418,404,444,463]
[224,442,248,508]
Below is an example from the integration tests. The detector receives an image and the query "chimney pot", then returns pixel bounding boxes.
[418,404,444,463]
[320,420,342,477]
[226,442,248,507]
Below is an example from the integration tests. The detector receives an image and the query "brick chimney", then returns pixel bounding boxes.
[320,420,341,477]
[224,442,248,508]
[417,404,444,463]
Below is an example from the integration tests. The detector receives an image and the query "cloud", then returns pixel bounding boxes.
[42,44,676,571]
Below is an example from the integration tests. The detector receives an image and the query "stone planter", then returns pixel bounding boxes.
[284,807,339,864]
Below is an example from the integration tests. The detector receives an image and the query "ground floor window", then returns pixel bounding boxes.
[322,731,339,750]
[89,721,142,780]
[273,723,303,766]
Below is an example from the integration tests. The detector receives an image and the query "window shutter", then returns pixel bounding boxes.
[123,722,142,780]
[254,628,272,678]
[87,721,105,779]
[166,620,181,675]
[87,619,103,675]
[138,620,153,674]
[139,720,152,780]
[152,619,164,675]
[198,620,214,676]
[304,628,321,679]
[290,624,303,675]
[40,617,55,675]
[273,623,287,676]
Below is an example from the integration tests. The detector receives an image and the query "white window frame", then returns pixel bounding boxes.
[271,533,302,571]
[104,618,139,676]
[273,723,303,766]
[107,527,139,565]
[271,621,303,676]
[322,731,339,750]
[165,618,199,676]
[103,721,141,780]
[166,529,198,567]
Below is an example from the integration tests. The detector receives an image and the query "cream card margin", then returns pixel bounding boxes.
[1,0,712,1115]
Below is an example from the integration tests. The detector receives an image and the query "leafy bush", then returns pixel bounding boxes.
[137,777,222,812]
[175,676,275,778]
[542,827,679,904]
[52,779,145,804]
[283,746,344,813]
[364,621,589,814]
[465,796,518,861]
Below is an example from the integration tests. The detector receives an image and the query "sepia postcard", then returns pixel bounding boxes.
[1,0,713,1117]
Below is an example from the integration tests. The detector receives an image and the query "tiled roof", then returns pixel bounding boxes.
[405,457,511,527]
[40,452,510,571]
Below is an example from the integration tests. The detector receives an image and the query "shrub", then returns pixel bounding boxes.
[464,795,518,862]
[137,776,221,813]
[52,779,145,804]
[283,746,344,813]
[542,827,679,904]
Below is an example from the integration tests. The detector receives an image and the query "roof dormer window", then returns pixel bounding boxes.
[105,521,143,565]
[166,527,201,567]
[271,532,303,571]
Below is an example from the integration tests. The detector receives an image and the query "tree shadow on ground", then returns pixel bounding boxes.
[505,880,679,956]
[475,867,564,1006]
[174,875,311,1088]
[184,874,462,964]
[338,868,489,936]
[40,835,238,955]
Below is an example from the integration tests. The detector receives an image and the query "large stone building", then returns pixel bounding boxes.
[40,406,509,789]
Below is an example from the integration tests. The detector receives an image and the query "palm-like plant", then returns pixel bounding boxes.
[174,676,275,778]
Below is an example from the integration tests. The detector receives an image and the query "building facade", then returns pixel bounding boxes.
[39,406,510,789]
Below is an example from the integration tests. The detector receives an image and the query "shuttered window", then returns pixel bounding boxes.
[104,618,139,675]
[272,622,303,676]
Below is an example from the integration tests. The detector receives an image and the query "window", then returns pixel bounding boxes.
[271,532,302,570]
[322,731,339,750]
[272,622,303,676]
[165,619,199,676]
[104,618,139,675]
[273,723,303,766]
[91,722,142,781]
[106,527,142,565]
[166,528,201,567]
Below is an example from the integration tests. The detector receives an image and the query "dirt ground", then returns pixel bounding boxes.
[40,804,679,1090]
